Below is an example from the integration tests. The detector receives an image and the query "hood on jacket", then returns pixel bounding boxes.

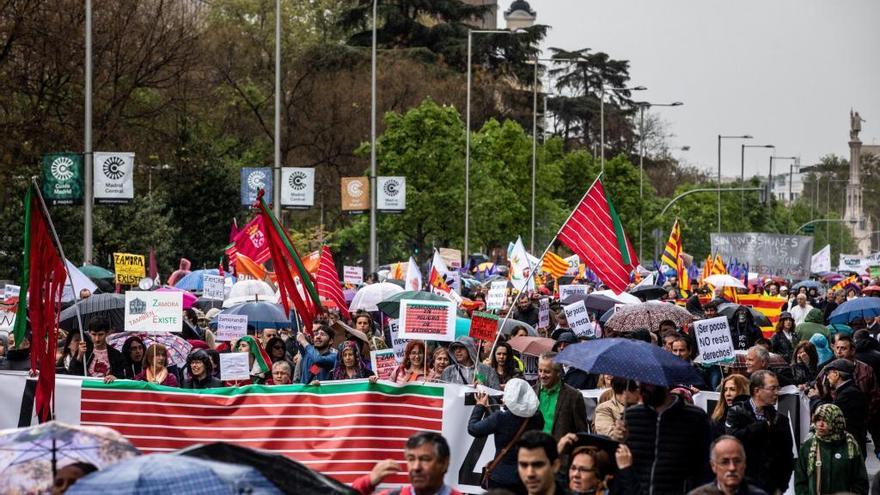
[448,336,478,366]
[178,258,191,271]
[804,308,825,324]
[809,333,833,365]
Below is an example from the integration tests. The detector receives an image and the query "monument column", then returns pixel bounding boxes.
[846,110,871,254]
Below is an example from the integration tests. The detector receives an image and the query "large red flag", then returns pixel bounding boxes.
[14,183,66,422]
[557,178,639,293]
[225,215,271,277]
[316,246,350,320]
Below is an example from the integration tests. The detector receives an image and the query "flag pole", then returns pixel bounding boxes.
[490,173,604,354]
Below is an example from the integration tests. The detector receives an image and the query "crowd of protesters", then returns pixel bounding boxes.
[6,269,880,495]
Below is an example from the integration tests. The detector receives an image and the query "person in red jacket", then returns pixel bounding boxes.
[352,431,462,495]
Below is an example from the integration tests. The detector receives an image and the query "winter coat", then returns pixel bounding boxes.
[440,336,500,389]
[728,311,763,351]
[794,435,868,495]
[724,397,795,494]
[624,394,712,494]
[533,381,589,441]
[68,345,126,378]
[770,330,799,362]
[182,375,223,389]
[467,405,544,488]
[810,379,869,457]
[855,336,880,382]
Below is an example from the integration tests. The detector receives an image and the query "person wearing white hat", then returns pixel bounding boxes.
[468,378,545,492]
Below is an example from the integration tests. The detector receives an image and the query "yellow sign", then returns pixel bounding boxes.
[113,252,145,285]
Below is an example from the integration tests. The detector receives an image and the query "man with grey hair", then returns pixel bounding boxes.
[533,351,588,441]
[687,435,767,494]
[788,293,812,326]
[725,370,793,494]
[744,345,792,387]
[270,360,292,385]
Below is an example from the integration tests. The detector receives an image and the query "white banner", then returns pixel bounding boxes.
[694,316,735,364]
[810,244,831,273]
[219,352,250,381]
[377,176,406,211]
[93,152,134,204]
[216,314,248,342]
[398,299,456,342]
[124,291,183,333]
[838,252,880,273]
[559,284,588,300]
[280,167,315,209]
[486,281,507,310]
[344,266,364,285]
[4,284,20,301]
[202,274,226,300]
[563,300,593,338]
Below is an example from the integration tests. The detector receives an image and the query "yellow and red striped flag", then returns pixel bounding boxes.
[541,252,569,279]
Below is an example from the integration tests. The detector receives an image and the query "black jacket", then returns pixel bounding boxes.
[811,379,868,455]
[512,305,539,327]
[724,397,794,494]
[562,367,597,390]
[68,346,126,378]
[770,331,799,362]
[182,375,224,389]
[467,405,544,488]
[855,337,880,382]
[624,395,711,494]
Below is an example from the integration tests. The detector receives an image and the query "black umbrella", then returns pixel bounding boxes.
[194,297,224,312]
[629,284,667,301]
[559,293,617,313]
[717,303,772,327]
[59,293,125,332]
[177,442,357,495]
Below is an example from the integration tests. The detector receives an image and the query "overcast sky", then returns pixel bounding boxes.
[498,0,880,178]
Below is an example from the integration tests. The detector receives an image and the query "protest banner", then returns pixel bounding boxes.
[219,352,251,381]
[398,299,456,341]
[439,248,462,270]
[113,252,145,285]
[343,265,364,285]
[838,252,880,273]
[124,290,182,333]
[522,355,538,381]
[559,284,588,300]
[693,316,735,364]
[216,314,248,342]
[4,284,20,301]
[377,177,406,211]
[389,320,409,362]
[370,349,399,380]
[710,233,813,279]
[468,312,499,342]
[563,300,593,337]
[202,274,226,300]
[0,372,809,495]
[811,244,831,273]
[564,255,580,276]
[538,298,549,329]
[485,281,507,310]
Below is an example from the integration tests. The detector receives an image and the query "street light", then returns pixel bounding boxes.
[717,134,753,232]
[740,143,774,215]
[635,101,683,261]
[600,84,646,174]
[465,28,524,259]
[273,0,282,220]
[369,0,378,273]
[768,156,797,202]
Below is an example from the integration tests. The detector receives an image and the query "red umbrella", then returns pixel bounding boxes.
[863,285,880,296]
[508,336,556,356]
[157,286,197,309]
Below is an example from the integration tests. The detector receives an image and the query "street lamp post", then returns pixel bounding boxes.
[465,29,521,260]
[83,0,93,264]
[717,134,753,232]
[273,0,281,220]
[600,84,645,174]
[768,156,796,202]
[636,101,682,261]
[740,144,774,212]
[369,0,378,273]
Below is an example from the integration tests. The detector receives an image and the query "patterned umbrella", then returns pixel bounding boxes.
[107,332,192,367]
[605,302,696,332]
[0,421,139,495]
[58,293,126,332]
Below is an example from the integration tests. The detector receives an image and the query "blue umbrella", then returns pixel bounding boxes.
[828,297,880,324]
[174,269,236,292]
[211,301,292,330]
[555,338,704,387]
[67,453,282,494]
[791,280,822,291]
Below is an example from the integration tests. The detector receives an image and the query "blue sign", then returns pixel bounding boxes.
[240,167,272,207]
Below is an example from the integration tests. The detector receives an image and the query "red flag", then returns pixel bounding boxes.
[557,178,639,293]
[225,216,270,272]
[254,190,322,331]
[14,183,66,422]
[316,246,350,319]
[148,247,159,285]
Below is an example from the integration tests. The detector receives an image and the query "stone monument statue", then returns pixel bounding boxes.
[851,109,865,140]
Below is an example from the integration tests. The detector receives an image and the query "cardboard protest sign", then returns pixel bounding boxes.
[559,284,588,300]
[219,352,251,381]
[113,252,145,285]
[694,316,735,364]
[216,314,248,342]
[538,298,550,329]
[370,349,399,380]
[124,291,182,333]
[343,266,363,285]
[486,281,507,310]
[563,300,593,338]
[202,274,226,300]
[469,312,499,342]
[4,284,20,301]
[389,320,409,362]
[398,299,456,342]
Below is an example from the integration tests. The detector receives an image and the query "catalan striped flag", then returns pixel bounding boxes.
[541,252,569,280]
[831,274,858,292]
[660,220,682,270]
[712,254,727,275]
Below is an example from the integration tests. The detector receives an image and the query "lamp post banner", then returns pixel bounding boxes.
[240,167,272,207]
[710,233,813,279]
[41,153,83,205]
[93,152,134,204]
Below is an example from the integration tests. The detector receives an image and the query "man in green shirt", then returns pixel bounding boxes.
[533,352,589,441]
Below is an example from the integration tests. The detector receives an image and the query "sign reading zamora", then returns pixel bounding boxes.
[41,153,83,205]
[710,233,814,279]
[113,252,145,285]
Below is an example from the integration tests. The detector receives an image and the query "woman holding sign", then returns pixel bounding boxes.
[390,341,426,383]
[134,344,178,387]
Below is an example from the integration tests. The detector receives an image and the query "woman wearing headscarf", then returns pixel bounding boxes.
[120,335,146,380]
[330,341,377,381]
[230,335,271,385]
[794,403,868,494]
[809,333,834,367]
[468,378,544,492]
[182,349,222,389]
[427,346,451,382]
[134,344,178,387]
[390,341,426,383]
